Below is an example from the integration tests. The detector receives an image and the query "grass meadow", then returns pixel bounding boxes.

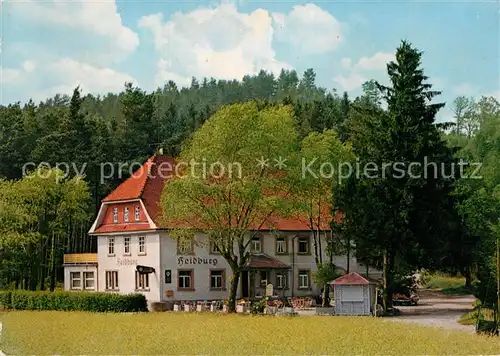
[1,311,500,355]
[421,273,470,295]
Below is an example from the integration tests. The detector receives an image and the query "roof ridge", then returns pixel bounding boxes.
[137,153,156,199]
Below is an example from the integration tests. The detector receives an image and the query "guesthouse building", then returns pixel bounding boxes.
[63,154,379,306]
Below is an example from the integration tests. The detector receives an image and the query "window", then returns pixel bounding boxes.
[83,271,95,290]
[259,271,268,287]
[276,271,287,289]
[108,237,115,256]
[298,270,310,289]
[177,239,193,255]
[124,207,129,222]
[105,271,119,290]
[124,236,131,255]
[210,270,225,289]
[138,236,146,255]
[134,206,140,221]
[210,242,220,254]
[135,271,150,291]
[250,235,262,253]
[298,236,310,254]
[178,270,193,290]
[276,236,287,254]
[113,208,118,223]
[70,272,81,289]
[342,285,364,301]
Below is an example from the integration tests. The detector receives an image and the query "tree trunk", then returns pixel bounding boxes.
[382,247,393,312]
[346,234,350,273]
[227,268,241,313]
[322,284,330,307]
[49,232,56,292]
[463,267,472,289]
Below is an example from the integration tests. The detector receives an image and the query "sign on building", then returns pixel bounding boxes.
[266,283,274,296]
[165,270,172,284]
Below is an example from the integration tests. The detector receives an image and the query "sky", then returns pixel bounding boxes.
[0,0,499,122]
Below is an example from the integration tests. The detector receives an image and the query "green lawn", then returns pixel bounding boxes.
[1,311,500,355]
[422,273,471,295]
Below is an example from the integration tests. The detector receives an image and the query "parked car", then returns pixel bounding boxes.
[392,292,419,306]
[377,288,419,306]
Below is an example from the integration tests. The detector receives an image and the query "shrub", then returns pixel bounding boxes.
[0,290,148,312]
[0,290,12,309]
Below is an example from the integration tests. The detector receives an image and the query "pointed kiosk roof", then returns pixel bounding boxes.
[330,272,378,285]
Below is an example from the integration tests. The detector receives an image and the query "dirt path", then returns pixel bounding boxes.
[388,289,476,332]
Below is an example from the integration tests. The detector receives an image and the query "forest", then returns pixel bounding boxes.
[0,41,498,310]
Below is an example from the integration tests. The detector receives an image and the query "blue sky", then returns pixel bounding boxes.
[1,0,498,122]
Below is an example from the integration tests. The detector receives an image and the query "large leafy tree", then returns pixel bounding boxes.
[292,129,353,306]
[335,40,458,311]
[454,96,500,302]
[161,102,299,312]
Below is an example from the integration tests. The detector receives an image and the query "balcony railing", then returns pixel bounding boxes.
[64,253,98,264]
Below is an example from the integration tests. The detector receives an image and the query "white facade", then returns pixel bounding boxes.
[64,265,98,291]
[66,230,380,306]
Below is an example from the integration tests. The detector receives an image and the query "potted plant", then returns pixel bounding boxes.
[184,302,194,312]
[210,301,218,312]
[197,302,208,312]
[236,299,248,313]
[222,300,228,313]
[173,303,181,312]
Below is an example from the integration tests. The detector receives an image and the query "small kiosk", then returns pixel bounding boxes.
[331,272,378,316]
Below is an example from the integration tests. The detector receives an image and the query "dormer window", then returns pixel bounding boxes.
[134,206,140,221]
[113,208,118,223]
[124,207,129,222]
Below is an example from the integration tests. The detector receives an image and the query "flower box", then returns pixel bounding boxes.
[184,304,194,312]
[173,304,181,312]
[236,305,247,313]
[266,306,278,315]
[196,304,205,312]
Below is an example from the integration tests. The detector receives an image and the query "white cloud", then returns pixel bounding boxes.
[44,58,135,97]
[1,58,134,103]
[335,51,394,92]
[340,58,352,69]
[8,0,139,63]
[356,52,394,71]
[1,67,22,85]
[452,82,477,97]
[22,60,36,73]
[2,0,137,103]
[272,4,342,54]
[334,72,366,92]
[452,83,500,101]
[138,3,294,86]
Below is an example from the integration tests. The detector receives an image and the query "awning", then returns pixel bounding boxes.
[243,253,291,270]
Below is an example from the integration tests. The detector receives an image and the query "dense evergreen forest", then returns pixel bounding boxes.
[0,55,498,308]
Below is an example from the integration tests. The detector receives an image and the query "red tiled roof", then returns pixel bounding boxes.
[244,253,290,269]
[331,272,377,285]
[102,156,156,202]
[94,223,153,233]
[141,155,176,224]
[97,154,342,233]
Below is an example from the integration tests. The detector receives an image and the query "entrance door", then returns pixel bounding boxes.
[241,271,249,298]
